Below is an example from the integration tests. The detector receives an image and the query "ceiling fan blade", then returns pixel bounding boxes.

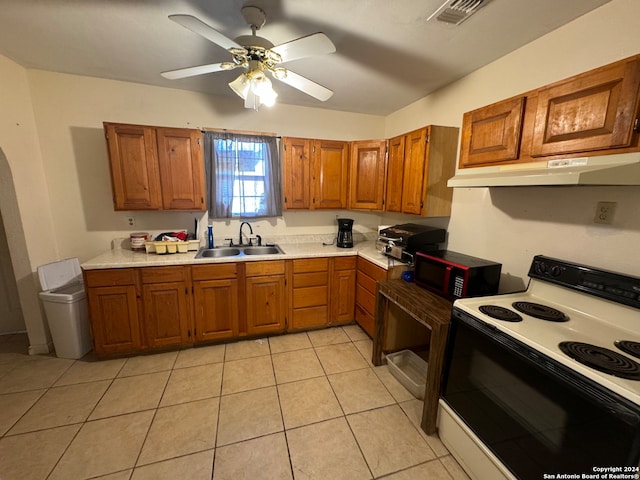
[276,70,333,101]
[161,63,238,80]
[169,14,242,51]
[271,33,336,63]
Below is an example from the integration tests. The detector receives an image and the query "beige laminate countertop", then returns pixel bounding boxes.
[81,241,404,271]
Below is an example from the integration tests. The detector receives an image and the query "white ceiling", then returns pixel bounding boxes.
[0,0,612,115]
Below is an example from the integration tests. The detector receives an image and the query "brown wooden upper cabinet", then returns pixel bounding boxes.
[387,126,459,217]
[459,96,526,168]
[349,140,387,210]
[385,135,405,212]
[459,54,640,168]
[104,122,206,211]
[530,56,640,157]
[283,137,349,210]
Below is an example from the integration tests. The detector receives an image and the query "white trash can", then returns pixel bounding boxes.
[38,258,92,359]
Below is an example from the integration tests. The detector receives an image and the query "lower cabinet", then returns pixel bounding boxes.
[140,266,190,348]
[245,261,286,335]
[290,258,330,329]
[289,256,357,330]
[355,257,408,337]
[331,257,357,324]
[192,263,240,342]
[355,258,387,337]
[84,256,359,356]
[84,269,142,355]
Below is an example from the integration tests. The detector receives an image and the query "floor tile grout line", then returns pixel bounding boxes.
[100,360,171,475]
[269,338,296,479]
[210,342,228,473]
[1,388,47,438]
[326,336,376,479]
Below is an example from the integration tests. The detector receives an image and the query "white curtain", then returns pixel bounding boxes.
[203,131,282,218]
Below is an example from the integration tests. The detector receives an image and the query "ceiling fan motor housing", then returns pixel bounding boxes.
[241,6,267,30]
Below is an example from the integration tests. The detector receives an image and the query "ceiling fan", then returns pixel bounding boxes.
[161,6,336,109]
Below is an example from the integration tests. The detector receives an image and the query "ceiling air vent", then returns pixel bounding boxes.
[427,0,490,25]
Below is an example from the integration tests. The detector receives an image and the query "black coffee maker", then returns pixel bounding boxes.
[337,218,354,248]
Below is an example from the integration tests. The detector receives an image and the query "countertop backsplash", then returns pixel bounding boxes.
[111,232,375,251]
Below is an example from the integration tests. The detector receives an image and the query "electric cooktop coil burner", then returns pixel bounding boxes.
[479,305,523,322]
[615,340,640,360]
[512,301,569,322]
[559,341,640,380]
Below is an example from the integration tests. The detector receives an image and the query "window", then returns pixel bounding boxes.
[203,131,282,218]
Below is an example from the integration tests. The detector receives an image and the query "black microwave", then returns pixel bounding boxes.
[414,250,501,299]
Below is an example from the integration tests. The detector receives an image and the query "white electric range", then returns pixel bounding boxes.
[438,255,640,480]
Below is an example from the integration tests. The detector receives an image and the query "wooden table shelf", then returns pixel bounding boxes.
[372,279,452,434]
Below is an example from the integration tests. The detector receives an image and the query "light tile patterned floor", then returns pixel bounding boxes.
[0,326,470,479]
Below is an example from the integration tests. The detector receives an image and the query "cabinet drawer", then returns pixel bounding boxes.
[355,305,374,338]
[245,260,285,277]
[85,268,136,287]
[293,258,330,273]
[357,257,387,282]
[140,266,185,284]
[356,283,377,316]
[293,272,328,288]
[292,306,328,329]
[293,286,328,308]
[192,263,237,281]
[356,271,378,296]
[334,256,356,271]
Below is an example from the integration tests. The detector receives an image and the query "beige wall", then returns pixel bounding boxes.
[384,0,640,288]
[26,71,389,261]
[0,55,55,351]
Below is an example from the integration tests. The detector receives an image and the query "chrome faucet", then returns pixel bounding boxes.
[239,221,253,245]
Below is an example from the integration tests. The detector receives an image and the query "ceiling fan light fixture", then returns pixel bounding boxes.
[228,73,251,99]
[228,68,278,109]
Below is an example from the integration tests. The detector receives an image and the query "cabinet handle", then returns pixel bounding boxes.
[634,117,640,133]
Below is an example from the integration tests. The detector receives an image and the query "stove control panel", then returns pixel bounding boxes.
[529,255,640,309]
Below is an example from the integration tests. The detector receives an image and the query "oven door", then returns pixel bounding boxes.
[441,308,640,480]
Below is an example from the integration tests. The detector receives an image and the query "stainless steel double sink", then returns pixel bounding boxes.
[195,244,284,259]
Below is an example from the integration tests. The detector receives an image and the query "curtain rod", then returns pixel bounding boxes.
[201,127,280,138]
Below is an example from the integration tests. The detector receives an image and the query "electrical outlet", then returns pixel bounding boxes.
[593,201,616,225]
[126,216,135,227]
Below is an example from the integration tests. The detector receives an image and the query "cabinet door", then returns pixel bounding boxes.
[193,279,239,342]
[156,128,206,210]
[104,123,162,210]
[88,285,141,355]
[349,140,387,210]
[385,135,405,212]
[531,57,640,157]
[401,128,428,215]
[459,96,526,167]
[331,268,356,324]
[142,282,190,348]
[283,137,312,209]
[246,275,286,335]
[312,140,349,209]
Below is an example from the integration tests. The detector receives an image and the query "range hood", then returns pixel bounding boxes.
[447,152,640,187]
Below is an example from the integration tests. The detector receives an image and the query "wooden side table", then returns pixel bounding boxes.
[373,279,452,434]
